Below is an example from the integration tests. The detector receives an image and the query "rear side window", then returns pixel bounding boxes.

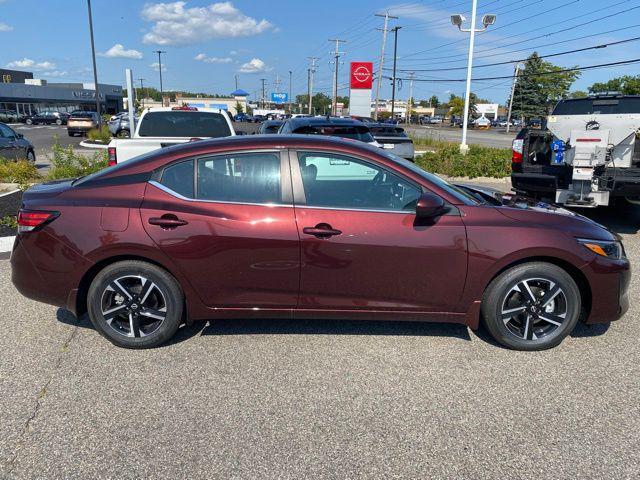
[197,153,281,204]
[138,111,232,138]
[160,160,194,198]
[552,97,640,115]
[292,125,374,142]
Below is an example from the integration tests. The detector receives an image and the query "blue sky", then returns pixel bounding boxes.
[1,0,639,104]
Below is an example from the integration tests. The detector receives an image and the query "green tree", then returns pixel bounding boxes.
[235,101,244,114]
[294,93,332,114]
[589,75,640,95]
[569,90,588,98]
[509,52,580,120]
[428,95,440,108]
[448,94,477,118]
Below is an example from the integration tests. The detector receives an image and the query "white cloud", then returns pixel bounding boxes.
[238,58,268,73]
[0,22,12,32]
[99,44,143,59]
[150,62,167,72]
[194,53,232,63]
[141,1,275,46]
[43,70,70,78]
[6,58,56,70]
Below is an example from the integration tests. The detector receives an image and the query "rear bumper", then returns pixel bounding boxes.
[511,172,558,194]
[581,256,631,324]
[10,231,92,316]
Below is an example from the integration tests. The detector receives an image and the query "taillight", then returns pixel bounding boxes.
[512,138,524,163]
[108,147,117,166]
[17,209,59,233]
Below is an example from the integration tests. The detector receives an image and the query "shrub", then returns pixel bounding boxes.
[0,215,18,229]
[48,141,108,180]
[0,158,41,189]
[87,125,111,143]
[414,143,512,179]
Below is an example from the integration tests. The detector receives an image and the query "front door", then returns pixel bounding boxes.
[0,124,18,160]
[141,150,300,309]
[292,150,467,312]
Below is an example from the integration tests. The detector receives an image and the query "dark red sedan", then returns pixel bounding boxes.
[11,136,630,350]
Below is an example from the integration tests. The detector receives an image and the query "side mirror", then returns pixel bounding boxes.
[236,131,247,135]
[416,192,445,219]
[17,133,24,139]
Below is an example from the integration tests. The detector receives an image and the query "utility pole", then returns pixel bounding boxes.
[289,70,293,114]
[153,50,166,101]
[234,74,238,91]
[307,56,318,115]
[329,38,346,116]
[374,11,398,121]
[138,78,145,109]
[86,0,101,121]
[390,26,401,119]
[506,63,521,134]
[406,72,414,125]
[260,78,266,110]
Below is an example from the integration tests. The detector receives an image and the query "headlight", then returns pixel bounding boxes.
[577,238,625,259]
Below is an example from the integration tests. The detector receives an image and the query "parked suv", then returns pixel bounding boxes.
[67,112,99,137]
[26,111,70,126]
[278,116,380,147]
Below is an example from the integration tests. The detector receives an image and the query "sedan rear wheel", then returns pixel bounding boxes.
[481,262,581,350]
[87,260,183,348]
[26,150,35,162]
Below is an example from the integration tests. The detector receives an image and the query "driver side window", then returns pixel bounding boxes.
[297,152,421,211]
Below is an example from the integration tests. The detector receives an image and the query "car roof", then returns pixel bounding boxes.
[286,116,367,128]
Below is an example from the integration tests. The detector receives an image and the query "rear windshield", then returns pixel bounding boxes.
[368,125,407,137]
[138,111,232,138]
[69,112,94,119]
[292,125,374,143]
[552,97,640,115]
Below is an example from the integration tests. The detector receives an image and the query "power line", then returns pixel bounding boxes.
[399,0,636,59]
[389,57,640,83]
[390,35,640,72]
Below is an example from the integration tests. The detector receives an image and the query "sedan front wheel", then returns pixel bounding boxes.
[481,262,581,350]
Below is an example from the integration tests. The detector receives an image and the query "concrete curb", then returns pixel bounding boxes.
[0,235,15,253]
[79,140,108,149]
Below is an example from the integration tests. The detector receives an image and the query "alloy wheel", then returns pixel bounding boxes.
[501,277,567,341]
[100,275,167,338]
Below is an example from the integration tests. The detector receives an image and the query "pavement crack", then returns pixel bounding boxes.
[2,319,80,479]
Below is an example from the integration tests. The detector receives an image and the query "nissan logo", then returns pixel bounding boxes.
[353,65,371,83]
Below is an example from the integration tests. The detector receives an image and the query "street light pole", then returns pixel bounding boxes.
[289,70,293,114]
[506,63,521,134]
[86,0,101,121]
[373,12,398,121]
[153,50,166,102]
[390,26,401,119]
[451,2,496,154]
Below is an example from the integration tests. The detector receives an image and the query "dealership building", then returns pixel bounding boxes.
[0,68,124,117]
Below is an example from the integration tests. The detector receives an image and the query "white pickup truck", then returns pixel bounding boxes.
[107,106,235,164]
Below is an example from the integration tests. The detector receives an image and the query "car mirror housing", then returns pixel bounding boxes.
[416,192,445,219]
[17,133,24,139]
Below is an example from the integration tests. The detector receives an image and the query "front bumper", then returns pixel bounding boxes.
[580,255,631,324]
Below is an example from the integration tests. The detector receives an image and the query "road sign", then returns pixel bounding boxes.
[271,92,289,104]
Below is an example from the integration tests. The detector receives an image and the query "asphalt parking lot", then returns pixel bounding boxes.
[1,202,639,479]
[406,124,517,149]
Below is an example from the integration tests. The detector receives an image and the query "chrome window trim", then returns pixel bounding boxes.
[149,180,293,208]
[293,204,416,215]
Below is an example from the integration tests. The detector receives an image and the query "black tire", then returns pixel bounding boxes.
[26,118,33,125]
[55,118,62,125]
[87,260,184,349]
[481,262,581,351]
[68,132,74,137]
[26,150,35,162]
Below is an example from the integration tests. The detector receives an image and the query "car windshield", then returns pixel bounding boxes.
[138,111,232,138]
[293,125,375,142]
[70,112,94,118]
[552,97,640,115]
[378,150,482,205]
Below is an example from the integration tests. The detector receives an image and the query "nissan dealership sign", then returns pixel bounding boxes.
[350,62,373,89]
[349,61,374,117]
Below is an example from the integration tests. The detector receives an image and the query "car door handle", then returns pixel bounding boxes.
[303,223,342,238]
[148,215,189,229]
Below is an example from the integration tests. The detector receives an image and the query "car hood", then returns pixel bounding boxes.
[456,184,616,241]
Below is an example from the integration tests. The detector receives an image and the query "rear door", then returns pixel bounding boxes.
[291,150,467,313]
[141,149,300,310]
